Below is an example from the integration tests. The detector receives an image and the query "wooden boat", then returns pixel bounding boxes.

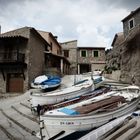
[81,74,105,87]
[31,75,61,91]
[100,112,140,140]
[79,110,140,140]
[30,78,94,107]
[39,86,111,112]
[40,85,140,139]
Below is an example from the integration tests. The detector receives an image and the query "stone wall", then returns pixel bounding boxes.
[103,70,121,81]
[92,63,105,71]
[61,40,77,63]
[61,40,78,74]
[77,48,105,64]
[106,33,124,72]
[120,35,140,86]
[28,30,46,84]
[0,73,6,93]
[123,11,140,37]
[48,34,62,55]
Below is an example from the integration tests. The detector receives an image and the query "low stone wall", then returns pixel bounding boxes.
[44,67,61,76]
[103,70,121,81]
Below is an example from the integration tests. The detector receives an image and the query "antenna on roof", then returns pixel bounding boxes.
[0,25,1,34]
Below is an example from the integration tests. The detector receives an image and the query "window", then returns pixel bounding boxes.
[45,45,49,51]
[93,51,98,57]
[128,18,135,30]
[63,50,69,57]
[81,50,87,57]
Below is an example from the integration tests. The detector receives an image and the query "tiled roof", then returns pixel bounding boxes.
[122,7,140,22]
[77,46,105,49]
[0,27,50,45]
[111,32,124,47]
[37,30,50,41]
[0,26,32,39]
[61,40,77,44]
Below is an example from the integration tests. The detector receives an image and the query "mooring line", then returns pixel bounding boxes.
[20,102,31,109]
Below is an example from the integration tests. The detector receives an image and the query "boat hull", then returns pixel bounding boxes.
[41,97,140,138]
[30,82,93,107]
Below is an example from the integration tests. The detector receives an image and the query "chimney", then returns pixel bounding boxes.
[54,36,58,40]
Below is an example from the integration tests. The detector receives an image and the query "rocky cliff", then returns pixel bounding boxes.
[105,31,140,86]
[120,34,140,86]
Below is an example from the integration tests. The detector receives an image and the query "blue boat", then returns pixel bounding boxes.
[40,75,61,91]
[31,75,61,91]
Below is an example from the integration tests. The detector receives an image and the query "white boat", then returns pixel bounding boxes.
[44,86,110,111]
[30,78,94,107]
[40,85,140,139]
[77,75,105,89]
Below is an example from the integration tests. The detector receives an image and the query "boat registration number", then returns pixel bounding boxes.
[60,122,74,125]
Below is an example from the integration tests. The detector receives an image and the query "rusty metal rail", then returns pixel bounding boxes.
[0,109,36,136]
[11,105,39,124]
[20,102,31,109]
[0,124,18,140]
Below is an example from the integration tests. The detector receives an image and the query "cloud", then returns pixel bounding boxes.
[0,0,138,49]
[76,24,111,47]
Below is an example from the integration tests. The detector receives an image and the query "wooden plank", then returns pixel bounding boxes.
[104,120,137,140]
[75,96,125,114]
[124,126,140,140]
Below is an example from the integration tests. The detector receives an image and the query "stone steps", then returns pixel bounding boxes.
[0,96,40,140]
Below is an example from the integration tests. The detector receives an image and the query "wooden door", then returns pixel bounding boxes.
[7,74,24,93]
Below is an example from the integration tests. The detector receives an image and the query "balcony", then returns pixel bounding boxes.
[0,52,25,63]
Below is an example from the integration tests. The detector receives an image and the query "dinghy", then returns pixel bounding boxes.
[31,75,61,91]
[40,76,61,91]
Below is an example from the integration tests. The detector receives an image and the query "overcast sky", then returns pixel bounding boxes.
[0,0,139,48]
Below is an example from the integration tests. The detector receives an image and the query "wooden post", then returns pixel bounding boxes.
[39,117,45,140]
[77,64,80,74]
[60,59,63,74]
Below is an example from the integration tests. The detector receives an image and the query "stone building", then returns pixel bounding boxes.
[120,7,140,86]
[106,7,140,86]
[77,47,106,74]
[61,40,106,74]
[122,7,140,38]
[0,27,49,93]
[0,27,70,93]
[61,40,77,74]
[38,31,70,75]
[38,31,62,55]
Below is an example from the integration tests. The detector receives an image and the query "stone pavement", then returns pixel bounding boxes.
[0,75,75,140]
[0,90,40,140]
